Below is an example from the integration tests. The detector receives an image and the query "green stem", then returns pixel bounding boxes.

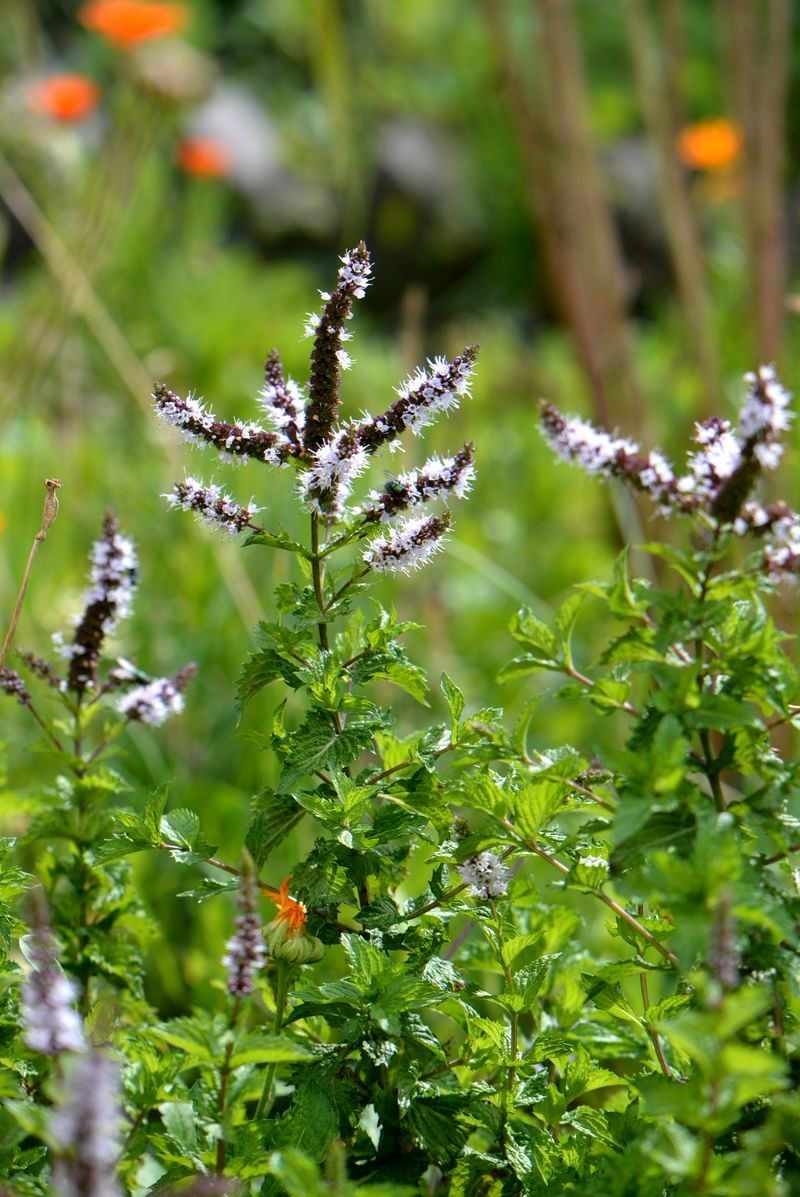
[216,994,242,1174]
[255,964,290,1119]
[310,513,329,652]
[696,524,725,811]
[492,904,518,1142]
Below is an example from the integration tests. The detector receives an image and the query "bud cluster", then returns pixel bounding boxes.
[0,667,31,706]
[155,246,480,577]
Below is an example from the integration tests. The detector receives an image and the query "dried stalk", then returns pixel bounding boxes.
[0,480,62,673]
[624,0,721,407]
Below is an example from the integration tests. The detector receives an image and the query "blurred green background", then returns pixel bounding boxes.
[2,0,799,1008]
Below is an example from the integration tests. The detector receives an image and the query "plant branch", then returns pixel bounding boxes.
[0,479,62,673]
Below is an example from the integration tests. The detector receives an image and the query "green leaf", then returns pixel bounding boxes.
[441,673,465,737]
[245,791,304,868]
[230,1034,313,1068]
[554,593,584,669]
[144,784,169,844]
[149,1016,222,1062]
[342,933,386,991]
[244,528,313,558]
[513,778,570,839]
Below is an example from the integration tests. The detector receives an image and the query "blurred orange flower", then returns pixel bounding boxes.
[176,137,231,178]
[78,1,188,48]
[677,118,744,171]
[28,74,100,122]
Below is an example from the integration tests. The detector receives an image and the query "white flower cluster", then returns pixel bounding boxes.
[86,525,139,627]
[337,246,373,299]
[542,411,641,477]
[363,513,450,574]
[542,365,794,531]
[259,375,306,435]
[393,355,474,436]
[303,247,372,356]
[153,384,287,466]
[154,387,214,447]
[764,512,800,576]
[117,676,185,726]
[680,418,742,502]
[21,928,86,1056]
[165,476,259,537]
[298,429,369,515]
[740,365,793,462]
[51,1050,122,1197]
[457,851,510,900]
[540,403,682,509]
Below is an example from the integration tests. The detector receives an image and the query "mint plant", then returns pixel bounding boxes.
[2,249,800,1195]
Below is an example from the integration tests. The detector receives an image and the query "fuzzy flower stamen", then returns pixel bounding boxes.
[363,512,452,574]
[164,477,259,536]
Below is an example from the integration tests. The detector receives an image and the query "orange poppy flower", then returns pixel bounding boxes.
[676,118,744,172]
[78,1,188,48]
[28,74,100,123]
[176,137,231,178]
[264,878,307,935]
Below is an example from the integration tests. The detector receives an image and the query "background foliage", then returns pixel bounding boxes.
[1,0,800,1062]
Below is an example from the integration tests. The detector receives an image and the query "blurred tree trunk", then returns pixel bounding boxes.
[716,0,791,364]
[624,0,722,408]
[480,0,638,425]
